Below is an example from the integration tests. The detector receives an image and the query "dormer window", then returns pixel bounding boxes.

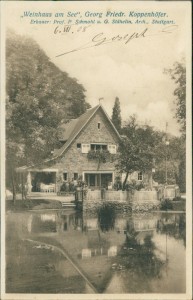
[98,122,101,130]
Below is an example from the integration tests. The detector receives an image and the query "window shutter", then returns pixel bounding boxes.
[108,144,117,154]
[81,144,90,153]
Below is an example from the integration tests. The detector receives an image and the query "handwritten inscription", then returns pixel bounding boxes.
[54,24,91,34]
[55,25,178,57]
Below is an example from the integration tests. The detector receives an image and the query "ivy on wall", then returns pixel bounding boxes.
[87,150,114,170]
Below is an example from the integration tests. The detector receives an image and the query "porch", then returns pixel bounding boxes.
[29,170,57,193]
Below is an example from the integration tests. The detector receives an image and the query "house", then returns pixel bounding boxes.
[17,105,119,194]
[17,104,152,195]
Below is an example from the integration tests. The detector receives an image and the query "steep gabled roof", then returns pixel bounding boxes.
[59,119,79,141]
[51,104,121,161]
[16,104,121,170]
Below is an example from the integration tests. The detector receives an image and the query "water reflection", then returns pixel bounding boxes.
[6,207,186,294]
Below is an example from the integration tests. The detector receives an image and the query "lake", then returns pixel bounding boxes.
[6,206,186,294]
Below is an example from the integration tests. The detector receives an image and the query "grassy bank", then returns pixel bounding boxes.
[6,199,63,211]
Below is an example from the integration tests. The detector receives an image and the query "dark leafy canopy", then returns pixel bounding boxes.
[153,134,185,191]
[117,115,186,191]
[116,115,159,186]
[165,60,186,133]
[111,97,122,133]
[164,59,186,191]
[6,30,90,166]
[6,30,90,196]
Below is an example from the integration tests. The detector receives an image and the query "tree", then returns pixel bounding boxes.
[146,131,185,192]
[6,30,90,199]
[164,59,186,191]
[165,59,186,133]
[111,97,122,133]
[116,115,159,189]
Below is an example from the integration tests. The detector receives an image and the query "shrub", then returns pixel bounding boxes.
[160,199,173,210]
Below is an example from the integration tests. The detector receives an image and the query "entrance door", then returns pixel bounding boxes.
[85,173,113,189]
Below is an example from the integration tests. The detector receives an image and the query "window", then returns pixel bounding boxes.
[81,144,90,153]
[91,144,107,151]
[74,173,78,180]
[63,172,68,181]
[138,172,143,181]
[98,122,101,129]
[108,144,117,154]
[77,143,81,149]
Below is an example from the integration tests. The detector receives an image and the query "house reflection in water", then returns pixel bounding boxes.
[24,209,185,293]
[127,214,157,245]
[27,210,158,254]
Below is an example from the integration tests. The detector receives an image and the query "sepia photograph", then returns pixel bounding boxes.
[0,1,192,299]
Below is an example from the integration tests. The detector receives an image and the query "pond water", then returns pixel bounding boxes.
[6,206,186,294]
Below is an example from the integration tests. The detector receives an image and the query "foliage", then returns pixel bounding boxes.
[113,176,123,190]
[163,60,186,191]
[113,234,164,281]
[87,149,111,163]
[111,97,122,133]
[60,179,87,192]
[164,59,186,133]
[153,135,186,192]
[157,213,185,245]
[117,115,159,188]
[116,114,185,192]
[97,204,116,232]
[87,149,114,170]
[113,177,145,191]
[6,30,90,198]
[160,199,173,210]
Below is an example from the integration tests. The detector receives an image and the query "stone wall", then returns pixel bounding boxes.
[133,190,158,201]
[46,108,120,184]
[82,190,160,211]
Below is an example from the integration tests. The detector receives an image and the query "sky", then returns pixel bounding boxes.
[3,1,190,136]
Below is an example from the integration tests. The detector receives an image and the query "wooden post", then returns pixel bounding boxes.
[21,173,24,201]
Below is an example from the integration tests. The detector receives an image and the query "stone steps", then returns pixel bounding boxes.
[61,202,76,208]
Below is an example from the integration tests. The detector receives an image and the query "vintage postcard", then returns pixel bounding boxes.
[0,1,192,299]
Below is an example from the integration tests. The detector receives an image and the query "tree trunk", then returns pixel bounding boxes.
[97,157,101,171]
[123,172,129,190]
[11,169,16,205]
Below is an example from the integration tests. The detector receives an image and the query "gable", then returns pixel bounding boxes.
[73,107,120,146]
[16,105,121,171]
[52,105,121,160]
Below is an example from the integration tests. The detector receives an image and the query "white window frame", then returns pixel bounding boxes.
[90,143,107,151]
[108,144,117,154]
[81,144,90,153]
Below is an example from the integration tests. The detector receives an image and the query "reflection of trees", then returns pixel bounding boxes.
[113,233,164,279]
[157,214,186,246]
[97,205,116,232]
